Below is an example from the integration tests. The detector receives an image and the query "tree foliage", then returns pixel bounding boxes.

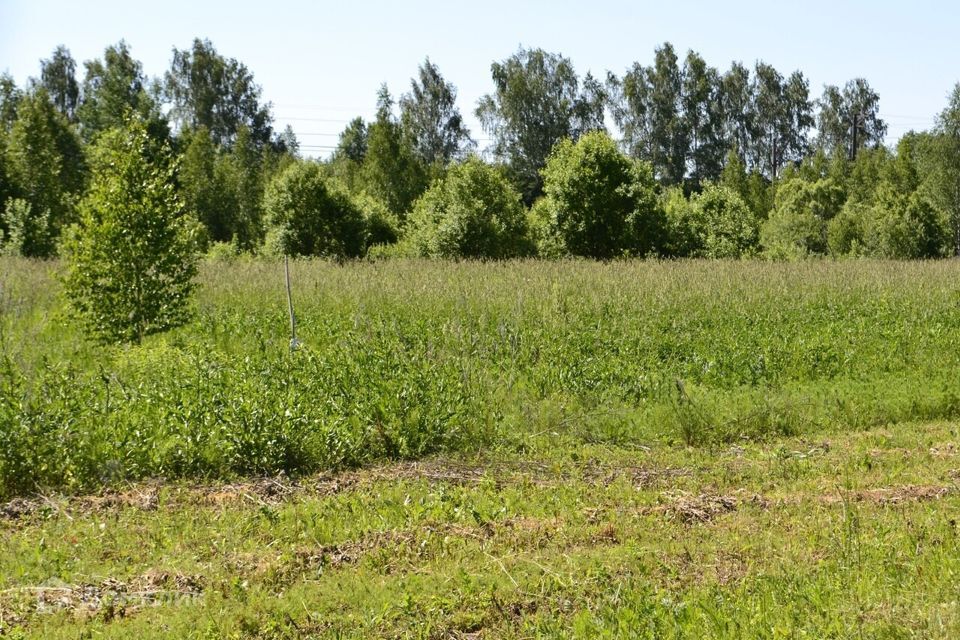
[407,157,531,258]
[817,79,886,160]
[666,183,759,258]
[5,88,86,256]
[39,45,79,122]
[400,59,473,167]
[761,177,844,258]
[264,160,366,258]
[77,41,168,143]
[360,86,428,218]
[62,117,199,343]
[477,48,602,204]
[540,130,665,258]
[164,38,272,147]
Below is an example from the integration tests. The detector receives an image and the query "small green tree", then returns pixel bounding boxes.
[263,160,366,258]
[761,177,844,258]
[62,117,199,343]
[1,198,52,257]
[406,156,532,258]
[541,130,665,258]
[666,184,759,258]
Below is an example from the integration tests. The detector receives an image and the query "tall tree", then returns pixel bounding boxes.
[362,86,427,217]
[816,79,886,160]
[0,73,21,132]
[222,125,265,248]
[920,84,960,255]
[178,126,236,244]
[476,48,601,203]
[336,117,368,164]
[77,41,168,143]
[329,116,368,193]
[750,64,812,179]
[646,44,687,185]
[164,38,272,147]
[782,72,815,167]
[721,62,754,166]
[400,58,473,167]
[607,64,654,162]
[4,88,86,256]
[39,46,79,122]
[608,44,687,185]
[681,51,725,188]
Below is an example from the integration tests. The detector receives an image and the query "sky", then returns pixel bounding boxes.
[1,0,956,157]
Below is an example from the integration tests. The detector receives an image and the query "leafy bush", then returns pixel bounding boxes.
[527,197,566,258]
[264,161,366,258]
[664,184,758,258]
[406,156,532,258]
[1,197,54,257]
[866,189,948,259]
[828,189,949,259]
[827,201,870,256]
[61,117,199,344]
[540,130,665,258]
[352,191,400,247]
[761,177,844,258]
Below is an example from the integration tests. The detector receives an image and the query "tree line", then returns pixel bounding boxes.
[2,39,960,265]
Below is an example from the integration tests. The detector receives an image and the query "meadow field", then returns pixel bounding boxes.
[3,257,960,637]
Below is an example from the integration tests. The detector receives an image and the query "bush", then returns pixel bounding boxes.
[827,188,949,259]
[866,189,948,259]
[527,197,565,258]
[406,157,532,259]
[352,192,400,248]
[761,177,844,259]
[540,130,665,259]
[264,161,366,258]
[664,185,758,258]
[1,197,54,257]
[61,118,199,344]
[827,201,870,257]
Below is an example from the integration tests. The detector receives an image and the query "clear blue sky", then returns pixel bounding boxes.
[1,0,956,157]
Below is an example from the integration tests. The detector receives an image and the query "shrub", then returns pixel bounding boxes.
[827,188,949,259]
[1,197,54,257]
[761,177,844,258]
[264,161,366,258]
[61,117,199,344]
[540,130,665,259]
[406,156,532,258]
[353,192,400,248]
[664,185,758,258]
[827,201,870,257]
[867,189,948,259]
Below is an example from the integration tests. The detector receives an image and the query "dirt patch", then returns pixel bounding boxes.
[658,491,768,524]
[930,443,959,458]
[582,465,692,490]
[0,571,204,629]
[261,530,419,586]
[826,484,953,506]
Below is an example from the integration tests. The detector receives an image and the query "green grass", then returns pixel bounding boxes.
[1,420,959,638]
[4,257,960,496]
[3,257,960,636]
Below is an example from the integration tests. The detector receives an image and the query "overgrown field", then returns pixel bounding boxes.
[4,257,960,498]
[4,258,960,637]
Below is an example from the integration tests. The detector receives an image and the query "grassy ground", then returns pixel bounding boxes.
[3,257,960,636]
[4,258,960,496]
[2,420,959,638]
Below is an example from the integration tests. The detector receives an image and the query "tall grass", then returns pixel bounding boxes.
[3,257,960,497]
